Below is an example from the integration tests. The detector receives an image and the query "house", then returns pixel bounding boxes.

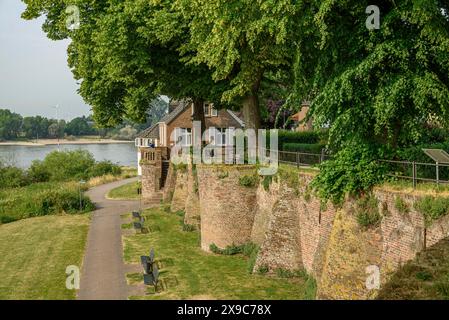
[291,101,313,132]
[135,99,245,175]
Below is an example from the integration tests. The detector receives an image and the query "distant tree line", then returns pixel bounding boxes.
[0,98,167,141]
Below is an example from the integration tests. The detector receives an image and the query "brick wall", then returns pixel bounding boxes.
[151,162,449,299]
[171,168,189,212]
[141,164,161,197]
[197,165,258,251]
[184,163,201,228]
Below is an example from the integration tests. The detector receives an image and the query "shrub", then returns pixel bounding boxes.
[28,150,95,182]
[257,265,269,275]
[278,130,321,146]
[238,174,258,188]
[355,194,382,228]
[88,161,122,178]
[312,142,386,204]
[209,243,244,255]
[283,143,325,154]
[0,165,29,188]
[415,196,449,226]
[394,197,409,214]
[262,175,273,191]
[182,224,196,232]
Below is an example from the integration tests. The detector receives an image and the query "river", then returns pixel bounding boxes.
[0,143,137,168]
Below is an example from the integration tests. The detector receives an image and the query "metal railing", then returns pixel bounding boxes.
[379,159,449,187]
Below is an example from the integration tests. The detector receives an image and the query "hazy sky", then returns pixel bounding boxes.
[0,1,91,120]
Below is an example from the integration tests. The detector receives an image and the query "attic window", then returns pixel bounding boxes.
[204,103,218,117]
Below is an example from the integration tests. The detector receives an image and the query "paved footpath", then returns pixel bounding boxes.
[78,177,140,300]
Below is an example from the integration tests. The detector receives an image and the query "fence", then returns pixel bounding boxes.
[379,159,449,187]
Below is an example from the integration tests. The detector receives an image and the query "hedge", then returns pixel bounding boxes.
[283,143,325,154]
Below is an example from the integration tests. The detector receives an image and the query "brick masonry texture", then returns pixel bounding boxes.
[184,163,201,228]
[196,165,258,251]
[171,168,189,212]
[142,161,449,299]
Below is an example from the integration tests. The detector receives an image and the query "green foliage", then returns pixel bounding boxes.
[29,150,95,182]
[283,143,325,154]
[278,130,322,149]
[0,165,29,188]
[262,175,273,191]
[0,182,94,224]
[355,194,382,228]
[394,197,409,214]
[312,142,386,204]
[0,109,23,140]
[415,196,449,226]
[238,174,258,188]
[277,165,300,191]
[173,163,188,173]
[257,265,269,275]
[182,224,196,232]
[217,170,229,179]
[209,242,258,259]
[88,161,122,178]
[28,150,121,183]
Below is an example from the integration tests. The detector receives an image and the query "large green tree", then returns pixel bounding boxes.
[0,109,22,141]
[174,0,301,129]
[295,0,449,201]
[21,0,230,131]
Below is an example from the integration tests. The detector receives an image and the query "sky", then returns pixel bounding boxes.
[0,1,91,120]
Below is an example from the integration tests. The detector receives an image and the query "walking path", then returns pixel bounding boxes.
[77,177,141,300]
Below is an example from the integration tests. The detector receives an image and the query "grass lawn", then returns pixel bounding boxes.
[123,208,316,300]
[107,181,141,200]
[0,214,89,299]
[377,238,449,300]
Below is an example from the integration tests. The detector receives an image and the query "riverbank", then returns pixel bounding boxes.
[0,138,133,146]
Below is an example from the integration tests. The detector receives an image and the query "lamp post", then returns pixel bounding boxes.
[79,180,86,211]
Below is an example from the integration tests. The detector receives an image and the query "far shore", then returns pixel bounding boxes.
[0,138,134,147]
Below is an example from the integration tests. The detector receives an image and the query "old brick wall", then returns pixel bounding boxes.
[184,164,449,299]
[162,163,176,203]
[197,165,258,251]
[184,163,201,228]
[171,167,189,212]
[251,182,280,245]
[254,182,303,271]
[141,164,161,198]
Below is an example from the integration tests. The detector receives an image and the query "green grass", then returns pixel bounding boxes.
[377,238,449,300]
[107,181,141,200]
[123,208,316,300]
[0,181,94,224]
[0,214,90,299]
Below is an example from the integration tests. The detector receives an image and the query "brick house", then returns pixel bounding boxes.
[135,99,245,176]
[291,101,313,132]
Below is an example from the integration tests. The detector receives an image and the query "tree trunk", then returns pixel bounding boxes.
[192,98,206,137]
[242,94,262,130]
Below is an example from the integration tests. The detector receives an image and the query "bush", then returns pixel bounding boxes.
[394,197,409,214]
[312,142,386,204]
[283,143,325,154]
[28,150,95,182]
[0,165,29,188]
[355,194,382,228]
[238,174,258,188]
[415,196,449,226]
[88,161,122,178]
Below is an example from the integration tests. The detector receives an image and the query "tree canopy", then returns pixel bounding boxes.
[21,0,449,200]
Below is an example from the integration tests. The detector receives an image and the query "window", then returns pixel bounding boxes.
[174,128,192,146]
[203,103,218,117]
[209,128,230,146]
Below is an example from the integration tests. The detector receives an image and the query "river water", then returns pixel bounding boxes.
[0,143,137,168]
